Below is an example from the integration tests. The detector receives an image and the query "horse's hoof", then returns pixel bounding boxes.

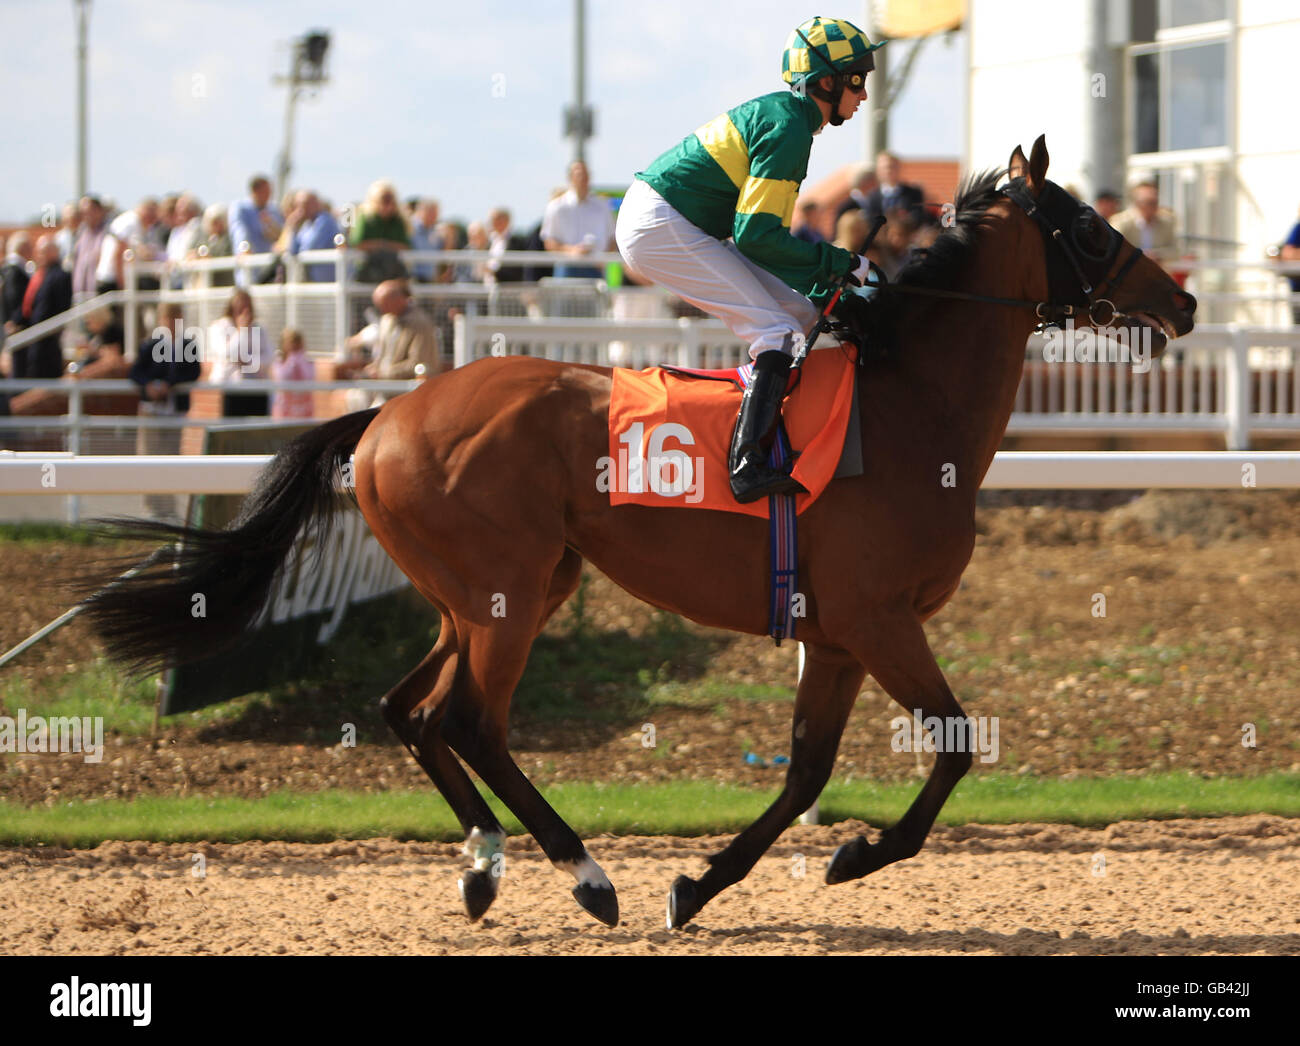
[459,868,497,921]
[572,882,619,927]
[666,875,700,929]
[825,836,870,884]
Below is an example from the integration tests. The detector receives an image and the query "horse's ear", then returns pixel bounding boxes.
[1026,134,1050,195]
[1008,145,1029,182]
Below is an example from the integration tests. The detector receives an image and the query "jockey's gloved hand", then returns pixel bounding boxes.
[849,254,872,286]
[842,282,880,304]
[832,284,874,331]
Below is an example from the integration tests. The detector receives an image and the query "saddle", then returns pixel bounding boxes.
[604,344,861,520]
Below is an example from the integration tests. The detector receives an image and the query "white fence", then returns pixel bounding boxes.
[0,377,419,455]
[4,452,1299,495]
[3,319,1297,468]
[4,246,1296,374]
[0,248,634,374]
[1161,258,1300,327]
[3,321,1297,472]
[3,247,1298,465]
[1014,324,1300,449]
[455,315,1300,449]
[453,313,754,371]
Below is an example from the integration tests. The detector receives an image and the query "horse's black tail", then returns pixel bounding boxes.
[80,407,381,676]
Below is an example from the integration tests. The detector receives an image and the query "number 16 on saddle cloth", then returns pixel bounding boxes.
[604,344,859,520]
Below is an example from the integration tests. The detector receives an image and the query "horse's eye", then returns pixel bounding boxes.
[1074,210,1112,259]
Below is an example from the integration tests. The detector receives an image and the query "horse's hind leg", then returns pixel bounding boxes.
[667,644,866,928]
[440,550,620,926]
[379,615,507,920]
[825,615,972,884]
[441,695,619,927]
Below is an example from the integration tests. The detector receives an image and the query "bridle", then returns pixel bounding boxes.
[882,175,1147,332]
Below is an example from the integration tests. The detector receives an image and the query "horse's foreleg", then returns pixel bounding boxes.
[826,616,972,884]
[667,645,865,929]
[379,618,507,920]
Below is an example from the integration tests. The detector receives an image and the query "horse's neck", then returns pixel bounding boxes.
[897,219,1043,482]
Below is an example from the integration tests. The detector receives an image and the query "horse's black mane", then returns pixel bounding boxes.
[894,167,1006,291]
[853,167,1007,360]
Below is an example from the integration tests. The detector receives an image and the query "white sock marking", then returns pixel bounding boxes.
[463,828,505,874]
[557,853,612,890]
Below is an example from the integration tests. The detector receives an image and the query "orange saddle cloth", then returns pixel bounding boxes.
[606,346,858,519]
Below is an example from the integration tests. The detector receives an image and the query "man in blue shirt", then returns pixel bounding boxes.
[862,151,925,227]
[409,199,443,282]
[228,175,284,255]
[286,190,342,281]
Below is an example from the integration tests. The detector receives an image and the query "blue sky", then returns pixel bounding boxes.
[0,1,965,227]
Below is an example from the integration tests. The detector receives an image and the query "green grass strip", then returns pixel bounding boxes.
[823,772,1300,826]
[0,522,110,546]
[3,773,1299,847]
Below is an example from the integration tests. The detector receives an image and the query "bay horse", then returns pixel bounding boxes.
[83,137,1195,930]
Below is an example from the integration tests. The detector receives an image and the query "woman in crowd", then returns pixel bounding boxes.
[833,209,869,254]
[207,289,269,417]
[192,203,234,288]
[350,179,411,283]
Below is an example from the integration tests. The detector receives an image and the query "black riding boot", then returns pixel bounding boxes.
[728,350,809,503]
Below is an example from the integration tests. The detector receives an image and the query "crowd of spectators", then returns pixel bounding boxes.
[0,162,614,336]
[805,150,944,280]
[795,150,1300,312]
[0,164,615,424]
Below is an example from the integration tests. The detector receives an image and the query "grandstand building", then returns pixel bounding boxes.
[965,0,1300,324]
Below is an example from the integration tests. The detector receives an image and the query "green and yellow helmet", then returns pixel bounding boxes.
[782,16,885,124]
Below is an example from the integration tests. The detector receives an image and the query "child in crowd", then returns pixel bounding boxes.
[272,327,315,419]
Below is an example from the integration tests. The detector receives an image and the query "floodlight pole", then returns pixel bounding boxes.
[74,0,91,198]
[863,0,886,160]
[274,31,330,195]
[572,0,590,164]
[1081,0,1122,201]
[277,83,299,196]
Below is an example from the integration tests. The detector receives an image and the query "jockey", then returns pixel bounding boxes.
[616,16,883,503]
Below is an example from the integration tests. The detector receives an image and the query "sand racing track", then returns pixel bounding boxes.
[2,815,1298,955]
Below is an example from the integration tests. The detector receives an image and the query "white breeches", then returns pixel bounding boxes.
[615,178,820,361]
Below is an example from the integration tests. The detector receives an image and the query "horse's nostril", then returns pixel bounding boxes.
[1174,290,1197,315]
